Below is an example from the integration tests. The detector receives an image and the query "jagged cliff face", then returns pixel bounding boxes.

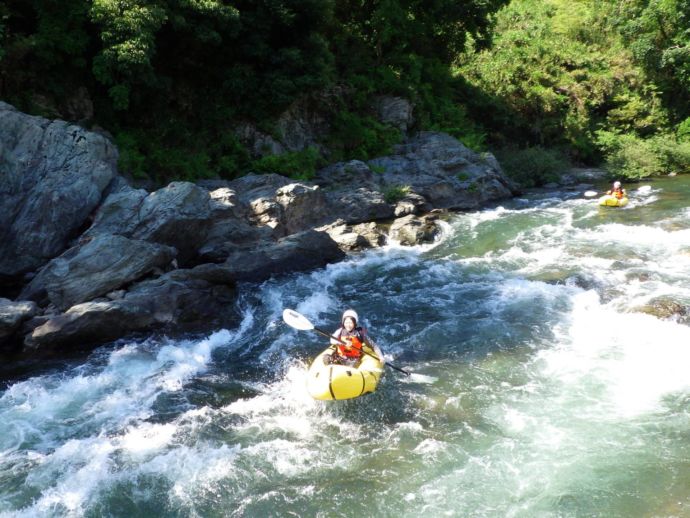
[0,103,118,279]
[234,93,416,159]
[0,102,518,355]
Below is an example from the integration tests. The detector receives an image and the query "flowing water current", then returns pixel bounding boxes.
[2,177,690,517]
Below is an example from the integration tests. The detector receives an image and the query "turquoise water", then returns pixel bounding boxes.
[1,177,689,517]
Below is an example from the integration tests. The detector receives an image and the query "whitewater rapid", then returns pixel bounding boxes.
[1,178,689,517]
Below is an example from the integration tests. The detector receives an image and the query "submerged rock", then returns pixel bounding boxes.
[632,296,689,323]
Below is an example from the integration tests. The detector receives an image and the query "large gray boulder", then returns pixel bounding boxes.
[389,214,441,246]
[198,218,272,263]
[24,271,237,352]
[223,229,345,281]
[228,173,293,205]
[196,185,274,262]
[369,132,517,210]
[190,229,346,283]
[226,174,330,237]
[374,96,415,132]
[321,221,387,252]
[83,184,148,236]
[323,188,395,224]
[0,102,118,279]
[227,174,292,234]
[20,234,176,310]
[312,160,380,190]
[275,183,329,234]
[86,181,213,265]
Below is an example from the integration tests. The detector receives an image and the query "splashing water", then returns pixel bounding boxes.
[1,177,690,517]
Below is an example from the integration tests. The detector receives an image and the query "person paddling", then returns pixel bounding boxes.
[606,181,626,199]
[324,309,367,366]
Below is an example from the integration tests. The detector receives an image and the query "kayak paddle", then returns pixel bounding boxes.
[585,185,649,198]
[282,308,411,376]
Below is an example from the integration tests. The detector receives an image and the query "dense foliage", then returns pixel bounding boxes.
[1,0,689,185]
[0,0,507,183]
[458,0,690,182]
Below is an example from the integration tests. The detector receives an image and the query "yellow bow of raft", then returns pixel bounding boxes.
[306,343,385,400]
[598,194,628,207]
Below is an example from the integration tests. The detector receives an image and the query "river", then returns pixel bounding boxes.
[1,176,689,517]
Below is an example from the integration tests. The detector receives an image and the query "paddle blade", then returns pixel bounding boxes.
[584,190,598,197]
[282,309,315,331]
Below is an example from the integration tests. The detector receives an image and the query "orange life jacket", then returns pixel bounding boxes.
[334,327,366,358]
[607,188,624,199]
[338,336,363,358]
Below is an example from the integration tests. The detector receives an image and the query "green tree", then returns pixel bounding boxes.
[90,0,169,110]
[458,0,670,161]
[0,0,92,114]
[615,0,690,119]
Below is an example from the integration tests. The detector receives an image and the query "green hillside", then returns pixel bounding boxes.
[1,0,688,185]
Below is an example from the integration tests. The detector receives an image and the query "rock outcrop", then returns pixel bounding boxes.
[24,271,237,352]
[632,296,689,323]
[0,103,518,355]
[0,298,38,349]
[20,235,176,310]
[0,102,118,279]
[370,132,516,210]
[84,181,213,265]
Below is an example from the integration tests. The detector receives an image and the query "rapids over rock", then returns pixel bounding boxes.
[1,176,689,517]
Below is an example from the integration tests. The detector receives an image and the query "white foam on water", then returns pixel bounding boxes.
[17,436,118,516]
[541,290,690,418]
[413,438,447,456]
[242,439,324,477]
[1,327,239,438]
[4,183,690,517]
[384,219,452,253]
[0,315,256,516]
[394,248,690,517]
[454,289,690,512]
[120,422,178,457]
[130,441,241,511]
[588,223,690,249]
[405,372,437,384]
[223,364,360,441]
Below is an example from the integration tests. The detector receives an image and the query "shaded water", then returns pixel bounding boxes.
[1,177,690,517]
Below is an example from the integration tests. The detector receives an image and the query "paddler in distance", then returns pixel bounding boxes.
[606,180,626,199]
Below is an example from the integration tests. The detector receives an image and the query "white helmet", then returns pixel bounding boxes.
[613,181,621,188]
[342,309,358,325]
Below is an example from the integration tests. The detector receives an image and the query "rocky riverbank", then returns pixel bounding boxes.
[1,101,523,356]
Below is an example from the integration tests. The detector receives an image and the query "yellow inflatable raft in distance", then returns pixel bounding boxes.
[598,194,628,207]
[306,343,385,400]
